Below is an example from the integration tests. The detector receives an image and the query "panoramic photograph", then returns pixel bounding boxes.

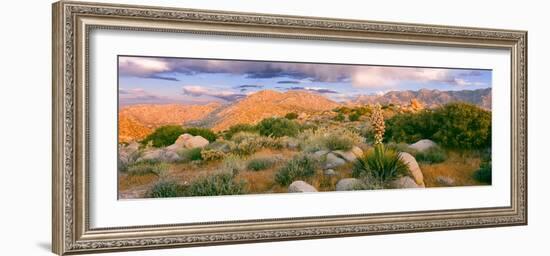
[117,56,492,199]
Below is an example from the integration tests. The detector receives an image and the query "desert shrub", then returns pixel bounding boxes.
[221,154,246,175]
[386,143,447,164]
[431,103,491,149]
[200,149,226,161]
[181,127,217,142]
[298,127,364,152]
[126,160,168,177]
[204,140,233,153]
[141,125,184,147]
[473,158,492,184]
[333,113,345,122]
[323,134,354,151]
[149,180,185,198]
[414,146,447,164]
[349,112,361,121]
[299,122,318,132]
[385,103,491,149]
[224,124,258,139]
[275,154,317,186]
[185,173,247,197]
[386,142,412,153]
[177,148,203,162]
[285,112,299,120]
[247,157,276,171]
[230,132,263,155]
[229,132,285,155]
[259,136,285,150]
[333,106,352,114]
[257,117,300,138]
[352,144,409,184]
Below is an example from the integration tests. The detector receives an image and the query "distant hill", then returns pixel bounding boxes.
[350,88,492,110]
[211,90,339,131]
[118,103,220,143]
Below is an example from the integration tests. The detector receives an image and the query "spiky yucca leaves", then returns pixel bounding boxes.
[352,144,409,184]
[370,103,386,145]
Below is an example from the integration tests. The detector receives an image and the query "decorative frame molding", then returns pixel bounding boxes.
[52,1,527,255]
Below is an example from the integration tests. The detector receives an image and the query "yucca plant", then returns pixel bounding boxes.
[352,144,409,184]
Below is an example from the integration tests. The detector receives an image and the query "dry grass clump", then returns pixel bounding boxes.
[298,126,364,152]
[118,173,158,191]
[421,151,483,187]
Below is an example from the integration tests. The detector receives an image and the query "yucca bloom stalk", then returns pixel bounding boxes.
[370,103,386,145]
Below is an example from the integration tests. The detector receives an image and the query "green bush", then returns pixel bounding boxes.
[177,148,203,162]
[149,180,185,198]
[185,173,247,197]
[126,160,168,176]
[141,125,184,147]
[285,112,299,120]
[247,157,276,171]
[333,113,345,122]
[414,146,447,164]
[385,102,491,149]
[385,111,436,144]
[352,144,409,183]
[181,127,217,142]
[323,134,354,151]
[431,103,491,149]
[473,159,492,184]
[257,117,300,138]
[349,112,361,121]
[275,154,317,186]
[224,124,258,139]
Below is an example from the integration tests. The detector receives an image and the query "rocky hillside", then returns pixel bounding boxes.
[351,88,491,110]
[118,115,153,143]
[211,90,340,131]
[118,103,220,143]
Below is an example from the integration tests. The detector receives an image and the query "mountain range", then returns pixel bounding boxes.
[351,88,491,110]
[118,88,491,143]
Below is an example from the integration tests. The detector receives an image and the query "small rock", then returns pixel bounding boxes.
[140,148,181,163]
[333,150,358,162]
[171,133,209,149]
[325,153,347,169]
[436,176,455,186]
[174,133,193,144]
[288,181,318,193]
[313,150,329,160]
[335,178,363,191]
[390,176,421,189]
[324,169,336,176]
[399,152,425,187]
[140,149,163,161]
[409,139,437,152]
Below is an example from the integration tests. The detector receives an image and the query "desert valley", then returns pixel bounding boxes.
[118,88,492,199]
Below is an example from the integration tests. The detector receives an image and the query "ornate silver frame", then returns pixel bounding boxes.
[52,1,527,255]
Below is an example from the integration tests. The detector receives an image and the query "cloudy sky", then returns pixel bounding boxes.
[118,56,492,105]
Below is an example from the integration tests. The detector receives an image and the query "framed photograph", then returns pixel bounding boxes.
[52,1,527,255]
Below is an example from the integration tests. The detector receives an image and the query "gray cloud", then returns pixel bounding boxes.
[182,85,245,102]
[287,86,338,94]
[277,80,301,84]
